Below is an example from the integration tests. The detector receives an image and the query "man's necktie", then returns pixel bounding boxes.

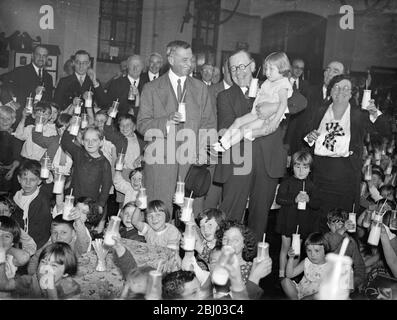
[79,76,84,86]
[133,80,137,87]
[38,68,43,82]
[292,80,297,91]
[177,78,182,102]
[153,76,156,80]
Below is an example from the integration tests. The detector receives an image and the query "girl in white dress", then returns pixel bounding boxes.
[212,52,293,152]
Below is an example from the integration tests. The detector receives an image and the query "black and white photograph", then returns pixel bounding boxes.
[0,0,397,309]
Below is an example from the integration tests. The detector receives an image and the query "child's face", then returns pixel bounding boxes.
[293,161,310,180]
[49,107,58,123]
[94,114,107,130]
[17,170,41,195]
[306,244,325,264]
[83,130,103,155]
[0,112,15,131]
[381,190,394,202]
[0,229,14,250]
[38,254,66,283]
[222,227,244,256]
[35,109,52,124]
[130,171,142,190]
[371,174,382,188]
[0,202,11,217]
[199,217,219,242]
[327,220,344,234]
[265,62,282,82]
[146,210,166,232]
[51,223,75,244]
[122,206,135,228]
[119,119,135,137]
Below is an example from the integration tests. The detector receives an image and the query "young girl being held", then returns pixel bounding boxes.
[276,150,319,278]
[211,51,292,153]
[0,242,80,299]
[132,200,181,251]
[281,232,329,300]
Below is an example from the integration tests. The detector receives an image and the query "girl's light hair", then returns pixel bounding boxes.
[264,51,291,77]
[292,150,313,167]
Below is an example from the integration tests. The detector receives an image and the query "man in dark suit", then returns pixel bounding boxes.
[284,58,310,154]
[4,45,54,124]
[140,52,164,84]
[213,49,307,240]
[200,63,214,86]
[54,49,107,110]
[137,40,216,214]
[106,54,148,116]
[204,57,233,209]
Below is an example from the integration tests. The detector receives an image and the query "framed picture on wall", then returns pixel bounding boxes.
[47,71,57,87]
[45,55,57,71]
[15,52,32,67]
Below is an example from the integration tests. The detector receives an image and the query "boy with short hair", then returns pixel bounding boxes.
[13,159,52,250]
[324,208,366,290]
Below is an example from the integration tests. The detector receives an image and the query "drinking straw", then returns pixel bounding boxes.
[116,209,122,218]
[70,188,73,197]
[29,93,32,97]
[352,203,355,213]
[189,191,193,198]
[302,180,305,192]
[296,225,299,234]
[157,260,162,272]
[116,98,119,102]
[255,66,262,78]
[379,199,388,215]
[89,86,92,92]
[262,233,266,243]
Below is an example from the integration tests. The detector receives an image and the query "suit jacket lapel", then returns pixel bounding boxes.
[155,74,178,114]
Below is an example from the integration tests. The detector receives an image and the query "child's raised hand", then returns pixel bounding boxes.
[295,192,305,203]
[249,257,272,284]
[39,265,55,290]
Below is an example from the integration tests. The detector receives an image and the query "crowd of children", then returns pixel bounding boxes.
[0,75,397,300]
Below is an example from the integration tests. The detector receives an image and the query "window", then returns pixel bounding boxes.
[192,0,220,65]
[98,0,143,63]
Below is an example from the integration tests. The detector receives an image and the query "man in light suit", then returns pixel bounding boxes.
[137,40,217,214]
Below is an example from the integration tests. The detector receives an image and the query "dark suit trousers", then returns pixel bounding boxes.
[220,145,278,241]
[203,165,222,209]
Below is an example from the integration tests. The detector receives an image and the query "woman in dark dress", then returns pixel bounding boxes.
[304,75,391,232]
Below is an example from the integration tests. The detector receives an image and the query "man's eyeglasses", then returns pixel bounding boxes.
[333,84,351,92]
[230,61,253,73]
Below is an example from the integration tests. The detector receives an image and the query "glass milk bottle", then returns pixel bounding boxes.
[40,154,51,179]
[35,115,44,132]
[85,90,93,108]
[128,85,135,101]
[103,216,121,247]
[362,206,374,229]
[178,102,186,122]
[292,233,301,256]
[62,195,75,220]
[183,222,196,251]
[81,113,88,129]
[25,96,33,114]
[115,152,125,171]
[145,270,162,300]
[35,85,44,102]
[174,181,185,205]
[364,165,372,181]
[368,212,383,246]
[297,180,307,210]
[347,212,356,233]
[317,253,353,300]
[211,245,234,286]
[257,241,269,262]
[73,98,82,115]
[390,210,397,231]
[181,197,194,222]
[69,115,81,136]
[248,77,259,98]
[137,188,147,210]
[109,99,119,118]
[52,171,66,194]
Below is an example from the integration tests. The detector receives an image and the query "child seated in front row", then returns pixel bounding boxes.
[27,215,91,275]
[132,199,181,252]
[323,208,366,290]
[0,242,80,299]
[281,232,328,300]
[0,195,37,256]
[119,202,145,242]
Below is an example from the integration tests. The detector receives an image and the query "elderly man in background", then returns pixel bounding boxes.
[201,63,214,86]
[141,52,164,83]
